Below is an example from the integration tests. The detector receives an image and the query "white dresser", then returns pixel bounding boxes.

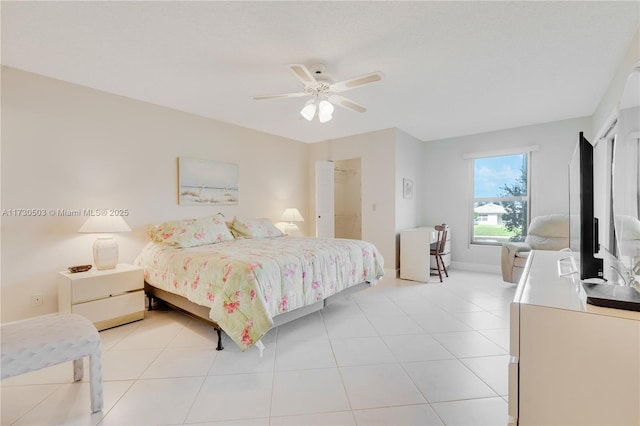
[58,263,145,331]
[509,250,640,425]
[400,226,451,282]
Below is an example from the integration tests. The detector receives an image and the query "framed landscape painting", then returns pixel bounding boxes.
[178,157,239,205]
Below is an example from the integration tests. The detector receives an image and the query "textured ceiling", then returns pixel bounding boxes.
[2,1,638,143]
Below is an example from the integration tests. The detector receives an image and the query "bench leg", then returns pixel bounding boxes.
[73,359,84,382]
[89,352,104,413]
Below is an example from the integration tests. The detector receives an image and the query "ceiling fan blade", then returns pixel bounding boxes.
[253,92,307,100]
[288,64,317,85]
[328,95,367,113]
[330,72,383,93]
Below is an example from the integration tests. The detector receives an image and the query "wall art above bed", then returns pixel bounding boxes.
[178,157,239,205]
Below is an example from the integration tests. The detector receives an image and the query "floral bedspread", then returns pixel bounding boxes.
[136,237,384,350]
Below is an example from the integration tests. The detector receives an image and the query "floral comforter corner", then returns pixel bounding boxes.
[136,236,384,350]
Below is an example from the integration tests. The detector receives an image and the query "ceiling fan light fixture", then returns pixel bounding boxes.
[300,98,317,121]
[318,111,333,123]
[318,99,334,123]
[319,99,334,115]
[254,63,382,124]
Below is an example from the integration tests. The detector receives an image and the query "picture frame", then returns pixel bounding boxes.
[403,178,413,200]
[178,157,239,205]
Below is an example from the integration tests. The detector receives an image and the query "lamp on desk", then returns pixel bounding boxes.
[78,215,131,270]
[280,208,304,236]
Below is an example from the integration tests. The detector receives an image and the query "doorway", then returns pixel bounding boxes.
[334,158,362,239]
[315,158,362,239]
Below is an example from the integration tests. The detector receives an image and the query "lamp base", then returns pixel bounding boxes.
[93,237,119,270]
[284,223,301,236]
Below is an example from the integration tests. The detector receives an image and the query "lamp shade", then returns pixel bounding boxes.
[319,100,334,115]
[78,215,131,233]
[280,208,304,223]
[318,100,334,123]
[300,99,317,121]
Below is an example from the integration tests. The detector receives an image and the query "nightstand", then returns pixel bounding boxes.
[57,263,144,331]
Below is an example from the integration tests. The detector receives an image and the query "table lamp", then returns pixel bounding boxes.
[78,216,131,270]
[280,208,304,235]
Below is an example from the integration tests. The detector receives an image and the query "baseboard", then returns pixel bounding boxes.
[450,261,501,275]
[387,264,500,279]
[384,268,398,279]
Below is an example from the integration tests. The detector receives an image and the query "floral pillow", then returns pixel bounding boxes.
[230,216,284,239]
[149,213,234,247]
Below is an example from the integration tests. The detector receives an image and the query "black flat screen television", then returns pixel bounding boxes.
[569,132,604,279]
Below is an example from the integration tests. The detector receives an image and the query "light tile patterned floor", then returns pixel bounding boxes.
[1,270,515,425]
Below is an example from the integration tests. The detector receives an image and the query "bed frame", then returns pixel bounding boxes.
[144,281,372,351]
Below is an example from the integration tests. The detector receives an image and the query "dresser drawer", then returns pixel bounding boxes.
[71,291,144,330]
[58,264,143,303]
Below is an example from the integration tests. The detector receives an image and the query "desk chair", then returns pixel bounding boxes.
[431,224,450,282]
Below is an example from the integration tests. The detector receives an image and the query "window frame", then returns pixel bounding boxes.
[469,151,532,246]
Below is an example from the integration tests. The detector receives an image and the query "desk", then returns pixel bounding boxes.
[400,227,437,282]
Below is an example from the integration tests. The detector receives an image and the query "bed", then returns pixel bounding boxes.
[135,214,385,351]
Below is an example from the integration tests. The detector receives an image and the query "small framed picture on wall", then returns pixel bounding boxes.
[403,178,413,200]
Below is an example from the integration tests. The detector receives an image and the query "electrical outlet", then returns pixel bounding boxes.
[31,294,43,307]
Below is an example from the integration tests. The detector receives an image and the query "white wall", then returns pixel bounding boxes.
[395,129,426,270]
[1,67,309,322]
[423,117,590,272]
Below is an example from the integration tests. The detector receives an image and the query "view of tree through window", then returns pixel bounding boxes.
[472,153,529,245]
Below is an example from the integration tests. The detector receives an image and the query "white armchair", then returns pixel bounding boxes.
[501,214,570,283]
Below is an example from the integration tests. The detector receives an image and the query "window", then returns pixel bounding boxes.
[472,153,530,245]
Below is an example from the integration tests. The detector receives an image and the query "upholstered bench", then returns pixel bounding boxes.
[0,313,103,413]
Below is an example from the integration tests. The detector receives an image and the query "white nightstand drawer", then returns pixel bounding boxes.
[72,291,144,331]
[59,265,143,303]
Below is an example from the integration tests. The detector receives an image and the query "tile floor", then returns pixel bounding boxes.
[1,270,516,425]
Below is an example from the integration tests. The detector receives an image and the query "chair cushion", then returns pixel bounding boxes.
[525,215,569,250]
[525,235,568,251]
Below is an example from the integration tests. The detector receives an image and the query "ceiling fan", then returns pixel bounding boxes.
[253,63,383,123]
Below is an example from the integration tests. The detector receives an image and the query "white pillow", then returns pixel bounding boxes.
[230,217,284,239]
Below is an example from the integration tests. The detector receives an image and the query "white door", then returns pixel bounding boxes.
[316,160,335,237]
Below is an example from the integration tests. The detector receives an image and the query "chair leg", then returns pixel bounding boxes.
[441,255,449,277]
[435,255,443,282]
